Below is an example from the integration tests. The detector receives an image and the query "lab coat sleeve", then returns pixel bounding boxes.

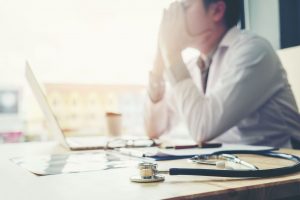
[144,83,180,139]
[166,38,284,143]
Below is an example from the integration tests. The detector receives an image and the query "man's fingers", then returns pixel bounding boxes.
[176,1,192,41]
[162,8,167,24]
[168,2,178,24]
[167,11,174,27]
[159,9,169,40]
[175,2,182,22]
[169,1,177,12]
[159,9,167,32]
[178,1,185,19]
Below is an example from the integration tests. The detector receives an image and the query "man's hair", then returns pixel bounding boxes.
[203,0,241,28]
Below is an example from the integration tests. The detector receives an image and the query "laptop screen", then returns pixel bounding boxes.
[25,62,69,148]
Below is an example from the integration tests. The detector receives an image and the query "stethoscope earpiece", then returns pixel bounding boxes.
[215,161,226,169]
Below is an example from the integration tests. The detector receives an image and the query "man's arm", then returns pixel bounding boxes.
[166,38,284,143]
[144,47,180,139]
[144,72,167,138]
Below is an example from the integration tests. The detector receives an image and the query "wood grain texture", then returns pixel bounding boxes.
[1,142,300,200]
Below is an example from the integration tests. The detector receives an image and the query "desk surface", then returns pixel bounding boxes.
[1,142,300,200]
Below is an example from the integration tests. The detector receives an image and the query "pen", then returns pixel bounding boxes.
[164,143,222,149]
[107,149,156,163]
[118,148,146,157]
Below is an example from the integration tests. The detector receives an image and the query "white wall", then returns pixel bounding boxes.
[0,0,173,136]
[0,0,171,86]
[245,0,280,50]
[277,46,300,107]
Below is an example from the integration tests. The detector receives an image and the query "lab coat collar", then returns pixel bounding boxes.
[187,27,241,71]
[219,26,241,48]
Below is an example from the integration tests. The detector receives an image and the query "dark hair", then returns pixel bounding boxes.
[203,0,241,28]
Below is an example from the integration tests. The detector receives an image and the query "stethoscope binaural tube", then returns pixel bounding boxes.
[169,164,300,178]
[130,151,300,183]
[177,151,300,178]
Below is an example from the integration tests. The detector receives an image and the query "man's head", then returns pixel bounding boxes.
[181,0,241,53]
[183,0,241,36]
[203,0,241,28]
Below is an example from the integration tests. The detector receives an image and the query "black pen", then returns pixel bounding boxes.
[164,143,222,149]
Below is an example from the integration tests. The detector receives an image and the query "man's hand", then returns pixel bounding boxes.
[148,44,166,103]
[158,1,193,68]
[153,46,165,77]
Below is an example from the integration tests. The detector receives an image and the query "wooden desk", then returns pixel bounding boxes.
[1,142,300,200]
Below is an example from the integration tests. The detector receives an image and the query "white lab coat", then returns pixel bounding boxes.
[145,27,300,148]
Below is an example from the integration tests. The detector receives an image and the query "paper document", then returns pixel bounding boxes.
[160,144,276,156]
[119,144,277,161]
[11,152,137,176]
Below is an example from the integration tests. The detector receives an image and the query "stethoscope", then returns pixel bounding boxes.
[130,151,300,183]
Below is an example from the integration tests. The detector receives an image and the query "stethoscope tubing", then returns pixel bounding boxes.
[169,151,300,178]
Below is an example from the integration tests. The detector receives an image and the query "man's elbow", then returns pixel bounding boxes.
[189,125,219,145]
[144,121,164,139]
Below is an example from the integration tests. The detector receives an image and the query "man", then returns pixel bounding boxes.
[144,0,300,148]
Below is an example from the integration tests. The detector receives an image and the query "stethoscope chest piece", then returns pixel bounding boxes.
[130,174,165,183]
[130,162,165,183]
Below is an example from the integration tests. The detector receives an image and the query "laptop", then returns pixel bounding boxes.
[25,62,112,150]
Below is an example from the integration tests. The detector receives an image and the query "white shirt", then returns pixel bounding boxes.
[145,27,300,148]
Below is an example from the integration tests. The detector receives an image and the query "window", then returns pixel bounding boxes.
[0,0,172,85]
[0,0,173,141]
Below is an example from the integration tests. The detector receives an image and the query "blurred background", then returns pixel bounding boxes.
[0,0,299,143]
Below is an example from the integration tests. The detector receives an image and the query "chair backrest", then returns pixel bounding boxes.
[277,46,300,108]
